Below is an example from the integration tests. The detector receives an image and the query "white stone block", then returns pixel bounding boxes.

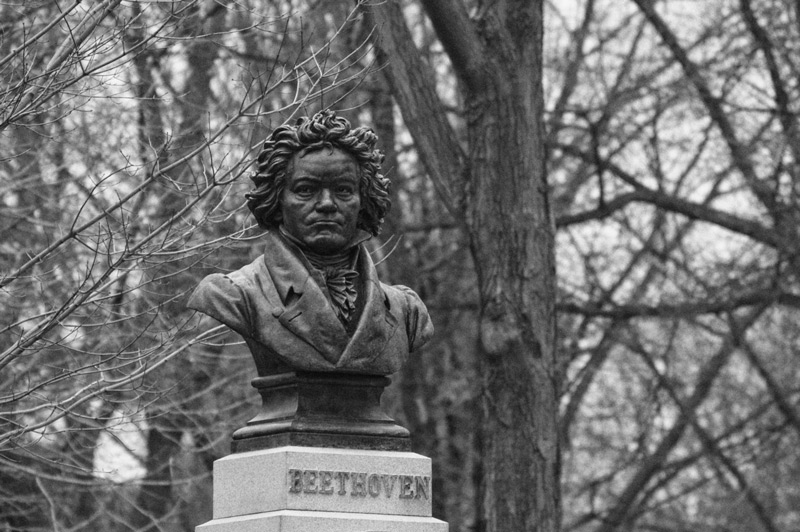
[197,509,448,532]
[212,446,434,519]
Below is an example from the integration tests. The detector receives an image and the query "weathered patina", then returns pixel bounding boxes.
[188,111,432,451]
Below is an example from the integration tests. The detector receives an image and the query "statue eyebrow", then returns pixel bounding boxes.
[291,173,358,182]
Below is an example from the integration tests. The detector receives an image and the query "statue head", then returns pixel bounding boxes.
[246,111,391,242]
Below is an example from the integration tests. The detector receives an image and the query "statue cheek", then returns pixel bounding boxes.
[346,198,361,216]
[280,199,304,221]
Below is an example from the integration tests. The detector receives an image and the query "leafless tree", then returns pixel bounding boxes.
[1,1,375,529]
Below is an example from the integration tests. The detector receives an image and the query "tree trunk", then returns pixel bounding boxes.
[131,417,184,531]
[370,2,559,530]
[464,18,559,532]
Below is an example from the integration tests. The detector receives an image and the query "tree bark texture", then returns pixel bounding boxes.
[371,2,559,531]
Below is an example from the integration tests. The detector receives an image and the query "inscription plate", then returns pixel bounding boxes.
[212,446,434,519]
[288,469,430,500]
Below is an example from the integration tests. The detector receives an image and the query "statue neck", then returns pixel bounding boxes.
[277,225,356,271]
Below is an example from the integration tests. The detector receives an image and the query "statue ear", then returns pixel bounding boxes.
[355,206,366,230]
[272,175,288,224]
[357,206,379,236]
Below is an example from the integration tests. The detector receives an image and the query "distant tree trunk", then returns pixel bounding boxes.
[130,417,183,531]
[129,2,227,529]
[370,2,559,531]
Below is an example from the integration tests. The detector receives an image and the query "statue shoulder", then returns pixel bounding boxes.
[380,282,434,352]
[380,282,423,307]
[189,257,265,302]
[188,272,240,309]
[187,256,274,336]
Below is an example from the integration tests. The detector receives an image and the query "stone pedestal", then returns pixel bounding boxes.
[196,446,448,532]
[232,372,411,453]
[197,373,447,531]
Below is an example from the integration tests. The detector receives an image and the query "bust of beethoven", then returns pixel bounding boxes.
[188,111,433,377]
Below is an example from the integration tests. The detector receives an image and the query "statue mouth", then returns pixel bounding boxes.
[309,220,342,228]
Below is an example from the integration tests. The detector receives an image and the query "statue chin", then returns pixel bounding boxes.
[303,234,350,255]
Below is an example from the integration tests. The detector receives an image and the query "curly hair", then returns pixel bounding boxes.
[246,110,391,236]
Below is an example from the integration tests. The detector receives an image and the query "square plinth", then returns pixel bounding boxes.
[213,446,433,519]
[197,510,448,532]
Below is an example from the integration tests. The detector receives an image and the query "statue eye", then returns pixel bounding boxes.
[294,184,314,196]
[336,185,355,196]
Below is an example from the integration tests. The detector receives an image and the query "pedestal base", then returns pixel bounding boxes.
[232,372,410,453]
[197,510,448,532]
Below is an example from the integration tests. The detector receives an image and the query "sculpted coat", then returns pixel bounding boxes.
[187,230,433,375]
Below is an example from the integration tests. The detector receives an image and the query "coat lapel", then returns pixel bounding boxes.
[335,248,400,369]
[263,232,349,364]
[262,231,400,370]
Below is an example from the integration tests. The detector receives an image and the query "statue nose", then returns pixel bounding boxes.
[316,189,336,211]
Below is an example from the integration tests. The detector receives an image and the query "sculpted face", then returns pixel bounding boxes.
[280,148,361,255]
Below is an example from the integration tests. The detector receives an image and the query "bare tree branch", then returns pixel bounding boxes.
[419,0,487,93]
[367,0,466,217]
[593,307,765,532]
[632,0,776,212]
[557,187,794,252]
[560,288,800,318]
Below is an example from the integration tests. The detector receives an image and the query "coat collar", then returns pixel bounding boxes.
[265,230,315,305]
[336,243,399,369]
[261,230,398,368]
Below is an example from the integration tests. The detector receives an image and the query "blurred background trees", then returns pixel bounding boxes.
[1,1,799,531]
